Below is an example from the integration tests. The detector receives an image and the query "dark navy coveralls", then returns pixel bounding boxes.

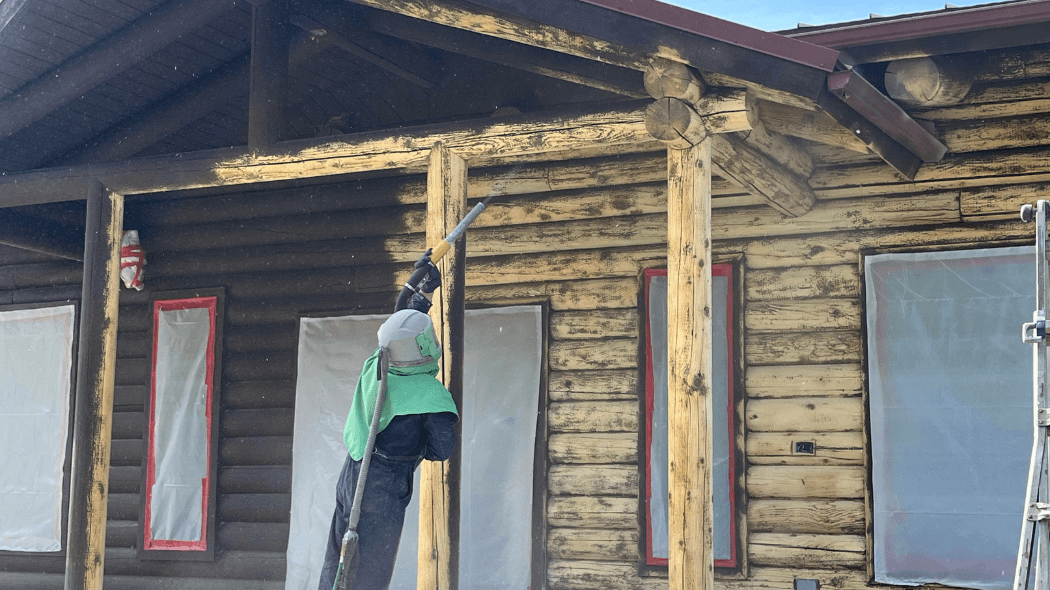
[318,411,457,590]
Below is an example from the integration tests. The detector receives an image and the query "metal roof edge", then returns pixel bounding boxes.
[577,0,840,71]
[785,0,1050,48]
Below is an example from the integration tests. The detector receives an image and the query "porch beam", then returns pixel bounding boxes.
[710,133,816,217]
[420,143,467,590]
[350,4,646,97]
[64,183,123,590]
[0,100,650,207]
[0,0,237,141]
[58,33,328,167]
[666,141,714,590]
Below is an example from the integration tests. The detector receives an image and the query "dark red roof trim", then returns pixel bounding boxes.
[828,70,947,162]
[577,0,839,71]
[788,0,1050,48]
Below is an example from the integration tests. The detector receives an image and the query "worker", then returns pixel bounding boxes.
[317,303,459,590]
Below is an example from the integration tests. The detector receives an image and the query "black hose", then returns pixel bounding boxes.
[394,265,431,312]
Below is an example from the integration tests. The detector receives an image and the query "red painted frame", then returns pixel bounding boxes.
[144,296,217,552]
[643,266,737,568]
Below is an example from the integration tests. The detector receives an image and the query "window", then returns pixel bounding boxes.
[286,306,545,590]
[865,247,1032,590]
[0,304,76,553]
[643,266,737,568]
[142,292,223,558]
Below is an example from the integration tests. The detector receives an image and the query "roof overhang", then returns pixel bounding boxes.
[786,0,1050,62]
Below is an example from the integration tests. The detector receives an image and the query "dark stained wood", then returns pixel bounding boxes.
[248,0,289,149]
[0,0,238,142]
[0,208,84,260]
[816,88,923,180]
[57,55,251,166]
[66,183,123,590]
[351,2,646,98]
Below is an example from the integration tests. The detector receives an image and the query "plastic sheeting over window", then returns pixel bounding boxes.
[644,268,735,567]
[866,248,1033,590]
[286,306,543,590]
[144,297,217,551]
[0,305,75,553]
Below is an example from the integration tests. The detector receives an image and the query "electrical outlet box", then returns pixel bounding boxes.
[794,441,816,455]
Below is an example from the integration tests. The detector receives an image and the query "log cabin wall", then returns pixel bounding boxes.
[0,41,1047,590]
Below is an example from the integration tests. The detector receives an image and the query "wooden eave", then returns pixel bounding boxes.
[787,0,1050,62]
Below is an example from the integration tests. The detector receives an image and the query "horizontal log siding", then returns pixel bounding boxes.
[2,58,1047,590]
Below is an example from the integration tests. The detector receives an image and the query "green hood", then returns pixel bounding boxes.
[343,349,458,460]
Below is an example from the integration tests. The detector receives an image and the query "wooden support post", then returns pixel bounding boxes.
[249,0,289,150]
[64,183,123,590]
[666,142,714,590]
[419,143,467,590]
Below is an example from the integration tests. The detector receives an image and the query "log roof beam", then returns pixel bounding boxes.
[0,0,238,142]
[53,32,328,168]
[344,0,834,103]
[0,100,652,208]
[644,59,815,216]
[346,2,647,98]
[289,13,436,89]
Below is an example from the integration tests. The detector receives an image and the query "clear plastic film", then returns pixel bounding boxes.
[0,305,75,552]
[147,303,213,546]
[286,307,543,590]
[866,248,1034,590]
[646,274,733,562]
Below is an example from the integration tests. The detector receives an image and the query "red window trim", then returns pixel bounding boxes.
[644,266,737,568]
[144,296,217,552]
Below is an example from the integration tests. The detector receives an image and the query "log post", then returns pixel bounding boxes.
[667,141,714,590]
[419,143,467,590]
[65,183,123,590]
[646,98,708,149]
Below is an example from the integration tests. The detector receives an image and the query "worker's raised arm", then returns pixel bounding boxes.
[421,411,458,462]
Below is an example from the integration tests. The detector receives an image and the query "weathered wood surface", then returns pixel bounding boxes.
[745,299,861,332]
[746,398,865,432]
[749,533,866,569]
[548,401,639,433]
[551,309,639,339]
[885,57,972,107]
[549,465,639,496]
[961,180,1050,220]
[548,369,638,401]
[710,134,815,217]
[549,338,638,370]
[748,466,866,499]
[746,330,863,365]
[549,433,638,464]
[419,143,467,590]
[547,496,639,529]
[468,277,638,310]
[746,364,864,398]
[748,499,866,534]
[547,527,639,561]
[747,432,865,465]
[746,265,860,301]
[666,142,714,590]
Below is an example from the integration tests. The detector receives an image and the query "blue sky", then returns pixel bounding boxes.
[663,0,993,31]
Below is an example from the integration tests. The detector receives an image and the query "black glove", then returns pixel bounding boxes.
[406,292,432,313]
[414,250,441,294]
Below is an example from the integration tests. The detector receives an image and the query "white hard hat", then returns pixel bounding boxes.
[377,309,441,367]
